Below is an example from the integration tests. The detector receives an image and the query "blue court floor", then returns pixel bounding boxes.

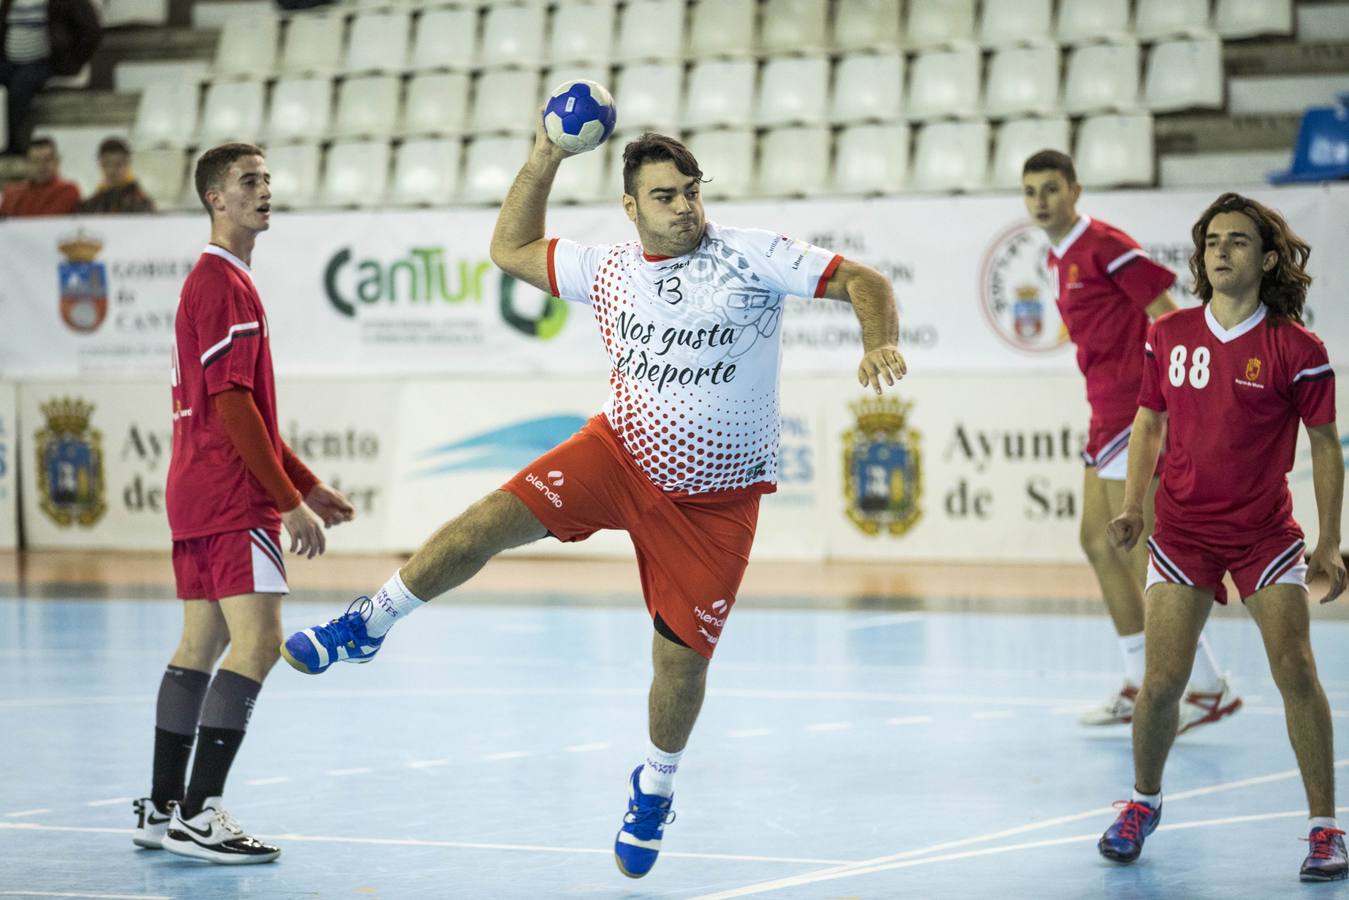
[3,588,1349,899]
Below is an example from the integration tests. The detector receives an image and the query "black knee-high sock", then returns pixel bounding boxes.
[151,665,211,808]
[182,669,262,819]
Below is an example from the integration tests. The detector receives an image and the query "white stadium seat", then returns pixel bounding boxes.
[686,128,755,199]
[911,120,989,192]
[906,47,981,121]
[319,139,390,208]
[979,0,1053,48]
[279,14,345,76]
[102,0,168,27]
[132,147,188,209]
[984,45,1060,119]
[345,12,410,75]
[198,80,265,144]
[755,125,831,197]
[1144,36,1224,112]
[756,56,830,127]
[266,77,332,144]
[761,0,830,54]
[990,116,1071,190]
[333,75,400,139]
[905,0,976,50]
[606,129,644,197]
[1057,0,1131,46]
[263,142,320,209]
[548,2,615,65]
[389,137,461,207]
[613,62,684,131]
[213,16,279,79]
[688,0,756,59]
[1135,0,1212,42]
[551,142,609,203]
[461,136,531,204]
[479,4,545,69]
[833,0,902,52]
[615,0,687,62]
[132,81,199,148]
[410,7,478,71]
[1216,0,1293,38]
[470,69,541,135]
[1064,42,1140,115]
[1075,113,1155,188]
[831,52,904,124]
[682,60,756,129]
[403,72,471,136]
[832,123,909,194]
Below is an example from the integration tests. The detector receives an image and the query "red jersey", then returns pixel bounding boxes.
[166,246,284,540]
[1048,216,1176,429]
[1139,305,1336,542]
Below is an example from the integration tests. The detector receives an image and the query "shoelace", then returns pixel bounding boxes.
[1110,801,1155,842]
[623,802,676,837]
[209,807,244,837]
[313,597,373,646]
[1303,828,1346,860]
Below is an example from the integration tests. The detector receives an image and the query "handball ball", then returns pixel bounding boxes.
[542,80,617,153]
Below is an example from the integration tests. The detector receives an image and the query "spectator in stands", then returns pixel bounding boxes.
[0,133,77,215]
[78,136,155,213]
[0,0,102,155]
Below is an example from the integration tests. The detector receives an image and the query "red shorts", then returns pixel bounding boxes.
[172,527,289,601]
[501,414,764,659]
[1083,417,1133,473]
[1145,525,1307,605]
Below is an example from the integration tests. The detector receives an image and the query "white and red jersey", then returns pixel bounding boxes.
[1048,215,1176,430]
[166,246,284,540]
[1139,304,1336,542]
[548,222,841,494]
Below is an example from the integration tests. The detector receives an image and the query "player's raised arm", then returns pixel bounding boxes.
[1306,422,1347,604]
[820,258,905,395]
[489,119,574,294]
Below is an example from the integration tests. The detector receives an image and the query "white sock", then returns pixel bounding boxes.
[365,570,424,638]
[638,742,683,798]
[1119,631,1146,686]
[1310,816,1339,831]
[1132,788,1161,807]
[1188,632,1224,693]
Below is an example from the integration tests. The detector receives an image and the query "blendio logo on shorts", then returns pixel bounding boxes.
[525,472,564,508]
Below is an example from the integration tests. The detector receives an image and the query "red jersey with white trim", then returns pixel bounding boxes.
[1139,304,1336,541]
[166,246,284,539]
[548,221,842,494]
[1048,216,1176,429]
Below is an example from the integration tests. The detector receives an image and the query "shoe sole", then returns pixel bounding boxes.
[1098,845,1141,864]
[614,852,650,879]
[1177,697,1243,736]
[279,641,325,675]
[131,835,164,849]
[162,837,280,865]
[1301,870,1349,882]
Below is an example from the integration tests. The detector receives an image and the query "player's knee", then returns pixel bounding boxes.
[1270,646,1319,696]
[1079,525,1113,564]
[1140,669,1187,706]
[176,634,227,668]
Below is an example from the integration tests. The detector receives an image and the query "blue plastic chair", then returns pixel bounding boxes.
[1268,98,1349,183]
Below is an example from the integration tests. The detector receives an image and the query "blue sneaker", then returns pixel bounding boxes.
[1301,827,1348,882]
[1098,799,1161,863]
[614,766,675,878]
[280,597,383,675]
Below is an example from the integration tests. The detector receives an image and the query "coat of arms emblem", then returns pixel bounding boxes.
[35,397,106,527]
[842,396,922,537]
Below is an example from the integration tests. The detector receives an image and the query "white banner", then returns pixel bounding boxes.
[2,185,1344,380]
[0,382,16,551]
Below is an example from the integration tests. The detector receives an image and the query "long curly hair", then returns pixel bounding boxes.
[1189,192,1312,324]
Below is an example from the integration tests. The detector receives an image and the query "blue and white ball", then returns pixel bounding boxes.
[542,80,617,154]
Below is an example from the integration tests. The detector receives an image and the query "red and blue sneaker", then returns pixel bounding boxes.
[1301,827,1348,882]
[614,766,675,878]
[1098,799,1161,863]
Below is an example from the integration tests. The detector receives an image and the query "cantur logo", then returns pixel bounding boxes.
[324,246,494,317]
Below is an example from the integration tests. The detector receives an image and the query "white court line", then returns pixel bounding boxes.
[84,798,132,808]
[845,612,926,630]
[0,892,172,899]
[971,711,1014,720]
[325,767,372,777]
[886,716,932,726]
[405,759,450,769]
[688,760,1349,899]
[0,823,852,866]
[805,722,852,733]
[4,808,52,817]
[483,751,531,762]
[565,742,610,753]
[246,776,292,786]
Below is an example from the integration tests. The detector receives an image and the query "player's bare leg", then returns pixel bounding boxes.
[169,599,230,672]
[1132,583,1212,792]
[649,633,709,753]
[217,593,283,683]
[1083,468,1146,637]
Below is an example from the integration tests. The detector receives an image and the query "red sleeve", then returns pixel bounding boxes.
[193,275,263,396]
[213,388,302,512]
[1290,335,1336,427]
[813,254,843,298]
[1099,230,1175,310]
[282,444,320,496]
[1137,323,1167,412]
[54,182,80,215]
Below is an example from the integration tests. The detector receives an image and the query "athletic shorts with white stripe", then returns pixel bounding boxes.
[172,527,288,601]
[1145,526,1307,605]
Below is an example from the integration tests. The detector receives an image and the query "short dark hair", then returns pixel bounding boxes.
[195,142,264,215]
[28,136,57,154]
[1022,149,1076,184]
[98,137,132,157]
[622,132,703,196]
[1189,192,1312,325]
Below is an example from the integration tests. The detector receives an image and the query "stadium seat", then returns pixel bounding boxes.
[551,142,608,203]
[389,137,461,206]
[688,0,756,59]
[761,0,830,54]
[193,1,270,30]
[410,6,478,71]
[1057,0,1131,46]
[461,136,531,204]
[755,125,830,197]
[279,14,345,76]
[319,140,390,208]
[830,52,904,123]
[984,45,1059,118]
[548,2,615,65]
[135,147,188,209]
[102,0,168,27]
[116,60,209,94]
[911,120,989,192]
[132,81,199,148]
[0,87,6,151]
[470,69,541,135]
[906,47,981,121]
[345,11,410,75]
[979,0,1053,48]
[213,15,279,79]
[832,123,909,194]
[1216,0,1293,39]
[682,60,756,129]
[606,128,644,196]
[262,142,320,209]
[198,80,265,144]
[1064,42,1140,114]
[1134,0,1212,42]
[1268,104,1349,183]
[1144,36,1224,112]
[613,62,684,131]
[832,0,902,52]
[686,128,755,199]
[756,56,830,127]
[480,3,545,69]
[905,0,976,50]
[990,117,1071,189]
[615,0,686,62]
[266,77,332,144]
[333,75,400,139]
[403,72,470,136]
[1075,113,1155,187]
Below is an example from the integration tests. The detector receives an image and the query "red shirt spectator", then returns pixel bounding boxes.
[0,135,79,216]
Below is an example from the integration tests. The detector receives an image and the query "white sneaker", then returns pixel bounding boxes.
[161,797,280,865]
[132,798,174,849]
[1079,683,1139,726]
[1177,674,1243,735]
